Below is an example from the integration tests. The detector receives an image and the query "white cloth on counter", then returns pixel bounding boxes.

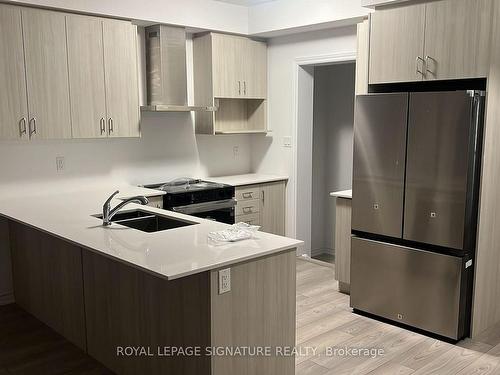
[208,222,260,244]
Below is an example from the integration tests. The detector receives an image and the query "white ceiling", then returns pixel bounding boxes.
[214,0,277,7]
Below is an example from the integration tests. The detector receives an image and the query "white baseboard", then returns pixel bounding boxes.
[0,292,14,306]
[311,247,334,257]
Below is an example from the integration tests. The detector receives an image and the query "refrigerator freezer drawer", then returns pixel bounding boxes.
[350,237,467,340]
[352,93,408,238]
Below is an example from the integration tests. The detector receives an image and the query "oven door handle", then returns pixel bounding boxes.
[171,199,236,215]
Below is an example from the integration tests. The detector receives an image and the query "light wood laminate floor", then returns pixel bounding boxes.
[296,258,500,375]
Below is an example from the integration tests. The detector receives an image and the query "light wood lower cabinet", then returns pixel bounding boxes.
[261,181,286,236]
[9,222,86,350]
[235,181,286,236]
[0,5,29,140]
[334,197,352,294]
[211,250,296,374]
[8,219,296,374]
[83,250,211,375]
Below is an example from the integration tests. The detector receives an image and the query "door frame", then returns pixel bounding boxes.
[291,51,356,256]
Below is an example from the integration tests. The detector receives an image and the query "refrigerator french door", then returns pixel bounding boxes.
[350,90,484,340]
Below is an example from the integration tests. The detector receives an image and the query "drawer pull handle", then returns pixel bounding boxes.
[242,192,253,198]
[243,207,253,213]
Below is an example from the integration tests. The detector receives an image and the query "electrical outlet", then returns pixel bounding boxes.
[283,136,292,148]
[56,156,65,172]
[233,145,239,158]
[218,268,231,294]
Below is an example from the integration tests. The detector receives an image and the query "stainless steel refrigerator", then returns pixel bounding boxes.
[350,90,485,341]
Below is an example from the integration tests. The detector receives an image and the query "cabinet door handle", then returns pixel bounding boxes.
[108,118,114,134]
[243,81,247,95]
[29,117,37,137]
[262,190,265,204]
[425,55,436,76]
[238,81,241,95]
[19,117,27,137]
[100,118,106,135]
[415,56,425,77]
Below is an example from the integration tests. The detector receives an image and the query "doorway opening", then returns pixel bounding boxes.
[294,55,356,265]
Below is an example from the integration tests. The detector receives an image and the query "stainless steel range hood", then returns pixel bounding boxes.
[141,25,217,113]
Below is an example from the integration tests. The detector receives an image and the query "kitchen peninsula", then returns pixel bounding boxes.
[0,186,301,375]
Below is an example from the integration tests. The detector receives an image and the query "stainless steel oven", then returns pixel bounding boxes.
[171,199,235,223]
[143,178,236,224]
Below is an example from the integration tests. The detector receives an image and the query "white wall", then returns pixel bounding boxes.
[251,26,357,255]
[249,0,369,36]
[5,0,249,34]
[0,33,252,197]
[311,63,355,256]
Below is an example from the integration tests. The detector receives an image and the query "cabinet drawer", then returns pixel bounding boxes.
[146,196,163,209]
[236,185,262,201]
[235,213,260,226]
[236,199,260,216]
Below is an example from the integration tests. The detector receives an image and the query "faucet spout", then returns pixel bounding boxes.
[102,190,149,226]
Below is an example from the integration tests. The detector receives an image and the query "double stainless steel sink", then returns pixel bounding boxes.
[93,209,197,233]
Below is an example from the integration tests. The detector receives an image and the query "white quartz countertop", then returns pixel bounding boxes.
[0,185,301,281]
[329,189,352,199]
[206,173,288,187]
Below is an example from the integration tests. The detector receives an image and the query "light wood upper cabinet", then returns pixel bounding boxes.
[66,15,107,139]
[369,0,493,84]
[205,33,267,100]
[22,8,72,139]
[355,20,370,95]
[102,19,140,138]
[424,0,493,81]
[260,181,286,236]
[194,32,267,135]
[369,3,426,84]
[0,6,140,141]
[212,33,242,98]
[245,40,267,99]
[0,5,28,140]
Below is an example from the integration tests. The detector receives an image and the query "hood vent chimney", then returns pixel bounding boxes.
[141,25,216,112]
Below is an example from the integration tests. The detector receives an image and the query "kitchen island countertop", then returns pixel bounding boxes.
[330,189,352,199]
[206,173,288,187]
[0,185,301,280]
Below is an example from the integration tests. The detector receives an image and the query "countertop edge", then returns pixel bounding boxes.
[206,174,289,187]
[329,190,352,199]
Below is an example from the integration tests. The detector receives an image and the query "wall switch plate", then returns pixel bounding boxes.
[283,136,292,148]
[56,156,65,172]
[218,268,231,294]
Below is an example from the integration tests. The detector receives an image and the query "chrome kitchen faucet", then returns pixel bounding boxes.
[102,190,149,226]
